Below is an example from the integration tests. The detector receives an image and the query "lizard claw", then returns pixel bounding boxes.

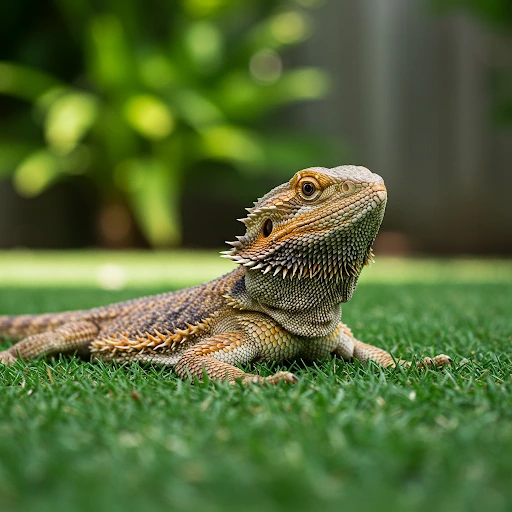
[241,371,299,386]
[417,354,452,369]
[241,375,265,385]
[0,350,17,366]
[264,371,299,385]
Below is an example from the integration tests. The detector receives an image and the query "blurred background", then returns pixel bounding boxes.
[0,0,510,255]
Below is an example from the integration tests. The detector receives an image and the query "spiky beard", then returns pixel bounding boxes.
[222,216,379,283]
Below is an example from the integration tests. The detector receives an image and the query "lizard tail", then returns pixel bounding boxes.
[0,311,84,341]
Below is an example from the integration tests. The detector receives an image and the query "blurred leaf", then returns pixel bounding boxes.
[87,14,135,91]
[217,67,329,120]
[0,142,38,178]
[14,150,62,197]
[139,52,177,91]
[182,0,235,18]
[199,124,265,169]
[216,71,265,118]
[260,133,345,174]
[45,92,99,154]
[61,144,94,176]
[249,9,313,50]
[123,95,175,140]
[0,62,60,101]
[276,68,330,102]
[269,10,312,45]
[184,21,224,73]
[174,90,225,128]
[36,87,69,116]
[93,106,139,167]
[117,158,181,246]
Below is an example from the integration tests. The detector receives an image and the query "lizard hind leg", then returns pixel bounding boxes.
[0,321,98,365]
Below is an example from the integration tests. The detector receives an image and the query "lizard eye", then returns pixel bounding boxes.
[302,182,316,196]
[263,219,273,237]
[297,176,321,201]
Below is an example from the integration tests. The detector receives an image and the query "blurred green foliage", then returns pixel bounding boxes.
[0,0,332,246]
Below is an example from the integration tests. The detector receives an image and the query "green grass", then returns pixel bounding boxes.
[1,253,512,512]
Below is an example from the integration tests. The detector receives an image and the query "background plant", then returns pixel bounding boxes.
[0,0,333,246]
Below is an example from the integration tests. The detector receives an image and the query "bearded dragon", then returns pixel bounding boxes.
[0,166,451,383]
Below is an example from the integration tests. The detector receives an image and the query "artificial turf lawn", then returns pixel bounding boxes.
[1,254,511,512]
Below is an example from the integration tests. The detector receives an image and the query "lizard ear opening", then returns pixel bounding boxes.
[262,219,273,237]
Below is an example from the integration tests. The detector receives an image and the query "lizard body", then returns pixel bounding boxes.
[0,166,451,383]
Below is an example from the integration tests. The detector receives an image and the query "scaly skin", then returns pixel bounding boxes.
[0,166,451,383]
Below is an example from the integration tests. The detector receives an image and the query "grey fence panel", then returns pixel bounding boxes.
[299,0,512,254]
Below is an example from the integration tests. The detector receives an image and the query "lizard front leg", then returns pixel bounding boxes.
[175,332,298,385]
[0,321,98,364]
[332,323,452,369]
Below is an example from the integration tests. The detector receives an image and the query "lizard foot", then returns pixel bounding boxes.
[416,354,452,369]
[242,371,299,386]
[0,349,17,366]
[264,371,299,385]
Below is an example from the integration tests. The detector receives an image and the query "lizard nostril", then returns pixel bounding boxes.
[342,181,355,194]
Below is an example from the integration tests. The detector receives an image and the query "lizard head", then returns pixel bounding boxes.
[222,165,387,293]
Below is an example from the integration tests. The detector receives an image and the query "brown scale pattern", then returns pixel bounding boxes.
[0,166,452,383]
